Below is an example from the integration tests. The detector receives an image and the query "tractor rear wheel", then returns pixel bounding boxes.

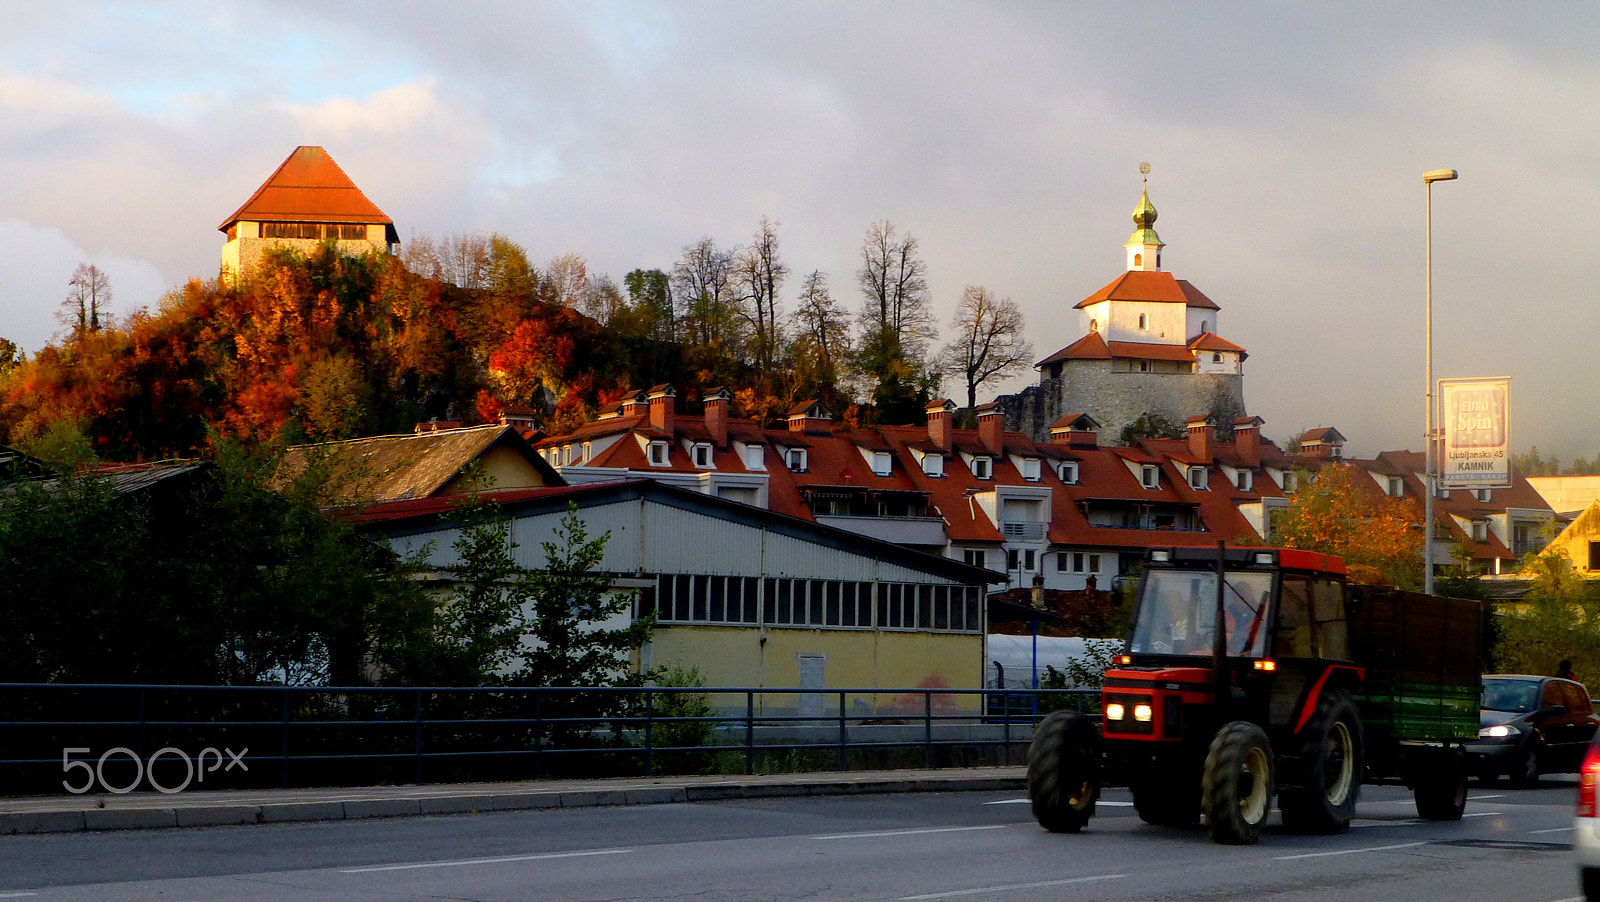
[1280,689,1363,834]
[1027,711,1099,833]
[1203,721,1275,845]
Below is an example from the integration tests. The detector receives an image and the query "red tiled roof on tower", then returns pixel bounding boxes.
[1072,270,1220,311]
[219,146,395,233]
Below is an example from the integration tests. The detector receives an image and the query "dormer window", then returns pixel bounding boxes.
[744,445,765,470]
[1020,458,1041,482]
[1474,488,1492,502]
[1283,471,1298,493]
[1236,470,1253,492]
[562,445,573,466]
[581,441,592,463]
[871,451,892,477]
[972,456,992,480]
[692,443,713,468]
[1388,476,1404,498]
[923,453,944,477]
[1187,466,1208,490]
[785,448,807,473]
[648,441,670,467]
[1141,465,1160,489]
[1058,461,1079,485]
[1471,521,1487,541]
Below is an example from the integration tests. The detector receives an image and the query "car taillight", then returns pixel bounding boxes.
[1578,743,1600,817]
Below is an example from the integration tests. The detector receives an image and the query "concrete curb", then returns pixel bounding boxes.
[0,770,1025,836]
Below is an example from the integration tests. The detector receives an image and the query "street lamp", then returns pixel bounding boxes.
[1423,167,1458,595]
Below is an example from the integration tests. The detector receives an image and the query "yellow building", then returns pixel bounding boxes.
[1547,501,1600,577]
[219,146,398,280]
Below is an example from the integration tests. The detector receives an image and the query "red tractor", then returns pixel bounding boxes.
[1028,544,1480,844]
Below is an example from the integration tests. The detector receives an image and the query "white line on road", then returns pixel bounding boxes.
[1462,812,1504,818]
[813,825,1010,840]
[897,873,1127,900]
[1275,841,1431,861]
[981,798,1133,807]
[1529,826,1575,834]
[1351,819,1422,828]
[1469,794,1505,801]
[0,893,39,899]
[340,848,630,873]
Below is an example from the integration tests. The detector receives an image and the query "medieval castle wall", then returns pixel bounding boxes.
[997,362,1245,444]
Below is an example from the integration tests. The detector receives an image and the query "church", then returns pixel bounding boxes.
[998,173,1248,444]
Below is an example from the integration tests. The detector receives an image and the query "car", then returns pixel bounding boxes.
[1466,674,1600,785]
[1575,732,1600,899]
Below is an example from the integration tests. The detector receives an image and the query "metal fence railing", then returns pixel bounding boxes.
[0,683,1099,797]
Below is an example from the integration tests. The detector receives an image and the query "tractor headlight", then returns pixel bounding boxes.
[1105,703,1126,721]
[1133,703,1153,723]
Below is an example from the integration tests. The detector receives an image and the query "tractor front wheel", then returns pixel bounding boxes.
[1203,721,1275,845]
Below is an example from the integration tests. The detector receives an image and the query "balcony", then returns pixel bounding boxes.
[1001,521,1046,541]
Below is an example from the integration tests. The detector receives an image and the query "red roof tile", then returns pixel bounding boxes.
[1072,270,1221,310]
[219,146,393,231]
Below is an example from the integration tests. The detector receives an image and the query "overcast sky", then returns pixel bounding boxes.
[2,2,1596,461]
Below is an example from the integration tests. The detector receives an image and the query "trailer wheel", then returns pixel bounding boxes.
[1132,766,1201,827]
[1027,711,1099,833]
[1280,689,1363,834]
[1203,721,1275,845]
[1415,749,1468,820]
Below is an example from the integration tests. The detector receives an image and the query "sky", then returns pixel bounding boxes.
[1,2,1596,462]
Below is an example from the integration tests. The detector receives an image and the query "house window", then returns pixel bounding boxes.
[963,549,987,568]
[1057,553,1069,572]
[1007,549,1036,572]
[1139,361,1150,372]
[562,445,573,466]
[648,441,669,466]
[972,456,992,480]
[872,451,892,477]
[785,448,807,472]
[1089,553,1100,572]
[1283,471,1297,493]
[1188,466,1208,490]
[1388,476,1404,498]
[1471,521,1487,542]
[1020,458,1041,482]
[581,441,592,463]
[692,443,713,468]
[1236,470,1253,492]
[1474,488,1492,502]
[923,454,944,477]
[1058,461,1079,484]
[1212,352,1222,363]
[744,445,765,470]
[1141,465,1160,489]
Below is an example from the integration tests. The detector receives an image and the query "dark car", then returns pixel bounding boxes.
[1467,674,1600,785]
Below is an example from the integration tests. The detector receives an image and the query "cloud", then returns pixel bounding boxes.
[0,219,169,356]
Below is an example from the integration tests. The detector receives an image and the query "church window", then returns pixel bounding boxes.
[1138,313,1148,330]
[1090,318,1098,332]
[1201,321,1209,333]
[1133,253,1142,267]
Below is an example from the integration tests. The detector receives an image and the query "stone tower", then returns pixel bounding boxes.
[997,171,1248,444]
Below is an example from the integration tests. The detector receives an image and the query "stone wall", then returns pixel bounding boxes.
[997,362,1246,444]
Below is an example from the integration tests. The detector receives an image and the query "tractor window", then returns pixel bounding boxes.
[1276,577,1315,658]
[1129,569,1273,657]
[1311,579,1351,661]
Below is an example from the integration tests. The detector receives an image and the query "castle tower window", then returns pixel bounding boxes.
[1133,253,1142,267]
[1138,313,1148,330]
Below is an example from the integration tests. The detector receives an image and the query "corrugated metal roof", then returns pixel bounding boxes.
[276,425,560,504]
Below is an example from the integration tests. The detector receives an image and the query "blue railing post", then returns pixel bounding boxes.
[924,691,933,769]
[413,688,424,785]
[837,691,847,771]
[644,688,653,777]
[280,688,291,789]
[745,691,755,775]
[533,690,543,781]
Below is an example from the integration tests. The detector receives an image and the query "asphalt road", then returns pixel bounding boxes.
[0,777,1587,901]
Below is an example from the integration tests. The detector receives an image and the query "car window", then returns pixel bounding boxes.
[1560,681,1592,714]
[1482,679,1539,712]
[1541,681,1564,710]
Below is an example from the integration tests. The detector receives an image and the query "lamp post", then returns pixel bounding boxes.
[1423,167,1458,595]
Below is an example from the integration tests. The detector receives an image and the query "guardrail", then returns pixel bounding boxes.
[0,683,1098,796]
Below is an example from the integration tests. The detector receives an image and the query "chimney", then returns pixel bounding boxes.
[1233,416,1263,467]
[619,390,645,418]
[703,386,732,447]
[977,403,1003,454]
[1186,415,1213,461]
[1049,413,1100,448]
[926,399,956,451]
[647,384,676,433]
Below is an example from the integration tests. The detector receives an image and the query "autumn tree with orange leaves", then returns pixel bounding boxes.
[1270,465,1424,589]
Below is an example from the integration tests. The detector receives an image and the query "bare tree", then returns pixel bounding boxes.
[671,237,740,352]
[62,264,112,336]
[733,217,788,374]
[790,269,851,391]
[937,285,1033,411]
[543,253,589,308]
[856,220,933,379]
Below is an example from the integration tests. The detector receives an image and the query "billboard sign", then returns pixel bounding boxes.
[1438,377,1511,488]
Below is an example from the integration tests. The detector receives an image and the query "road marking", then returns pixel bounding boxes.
[0,893,38,899]
[981,798,1133,807]
[340,848,630,873]
[1463,811,1504,818]
[897,873,1126,900]
[813,825,1009,840]
[1529,826,1575,834]
[1469,794,1505,801]
[1351,819,1422,828]
[1274,841,1430,861]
